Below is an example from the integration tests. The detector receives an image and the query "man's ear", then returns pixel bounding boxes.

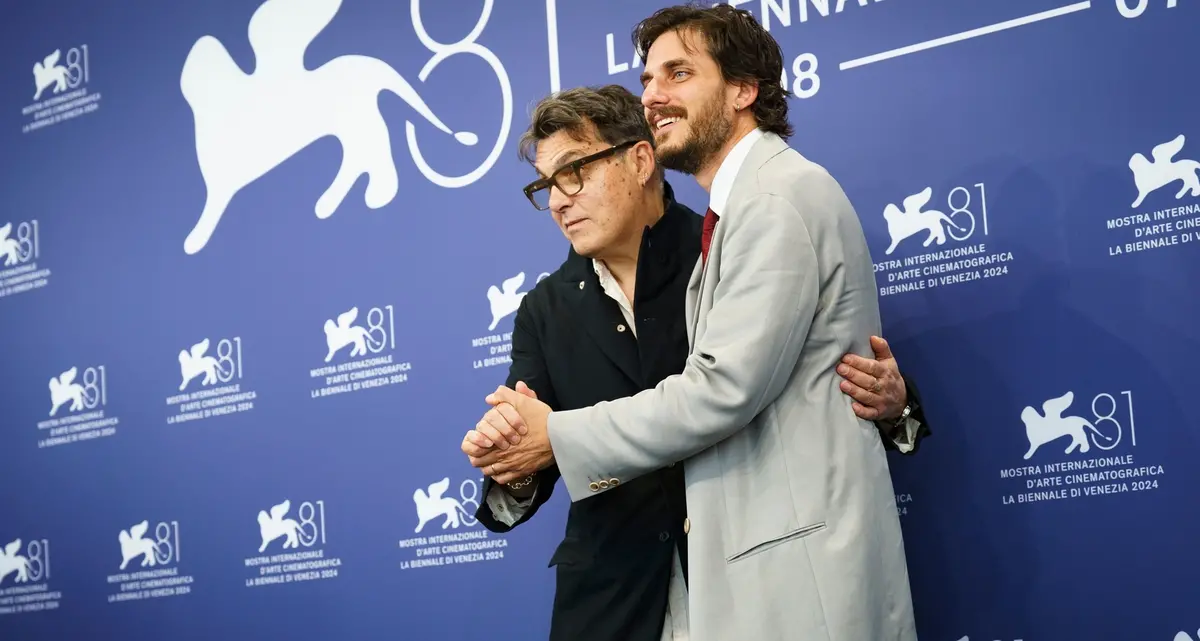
[733,80,759,112]
[634,140,657,185]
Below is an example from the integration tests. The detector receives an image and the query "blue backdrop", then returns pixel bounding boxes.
[2,0,1197,639]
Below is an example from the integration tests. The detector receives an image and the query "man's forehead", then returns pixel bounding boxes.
[641,29,708,85]
[645,28,705,66]
[534,132,600,175]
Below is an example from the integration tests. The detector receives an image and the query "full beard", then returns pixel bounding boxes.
[657,91,733,176]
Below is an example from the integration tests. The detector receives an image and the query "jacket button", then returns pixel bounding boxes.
[588,482,599,492]
[659,531,670,542]
[683,518,691,535]
[617,324,626,332]
[598,480,610,489]
[609,478,620,487]
[579,281,585,290]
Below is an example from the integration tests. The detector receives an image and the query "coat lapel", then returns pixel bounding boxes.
[685,256,702,348]
[561,259,642,386]
[687,134,790,348]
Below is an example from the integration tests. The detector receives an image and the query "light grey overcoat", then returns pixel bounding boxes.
[545,132,918,641]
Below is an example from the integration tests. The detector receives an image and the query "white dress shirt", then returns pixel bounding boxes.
[707,127,763,217]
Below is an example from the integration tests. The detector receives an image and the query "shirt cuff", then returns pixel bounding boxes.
[881,416,921,454]
[485,483,537,527]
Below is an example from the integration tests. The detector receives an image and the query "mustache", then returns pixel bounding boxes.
[649,107,687,121]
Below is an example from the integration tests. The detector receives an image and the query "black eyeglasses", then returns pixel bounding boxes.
[522,140,640,210]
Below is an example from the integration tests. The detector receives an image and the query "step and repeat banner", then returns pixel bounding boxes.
[1,0,1196,639]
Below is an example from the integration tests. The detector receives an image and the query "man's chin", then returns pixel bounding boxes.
[655,140,700,174]
[659,150,701,175]
[569,236,599,258]
[654,132,683,153]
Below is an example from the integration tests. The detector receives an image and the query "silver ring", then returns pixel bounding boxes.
[872,378,882,393]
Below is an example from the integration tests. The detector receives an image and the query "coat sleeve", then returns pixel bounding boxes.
[474,294,563,532]
[545,190,824,502]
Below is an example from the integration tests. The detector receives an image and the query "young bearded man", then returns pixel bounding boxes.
[464,80,928,639]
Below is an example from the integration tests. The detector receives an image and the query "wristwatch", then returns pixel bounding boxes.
[877,398,912,431]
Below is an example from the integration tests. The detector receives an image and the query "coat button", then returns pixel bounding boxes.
[617,324,626,332]
[659,531,670,542]
[683,518,691,535]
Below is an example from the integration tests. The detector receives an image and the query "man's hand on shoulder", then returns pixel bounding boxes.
[836,335,907,421]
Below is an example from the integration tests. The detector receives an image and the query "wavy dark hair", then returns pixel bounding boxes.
[632,3,793,140]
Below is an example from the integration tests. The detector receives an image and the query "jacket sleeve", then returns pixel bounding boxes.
[545,190,827,502]
[474,293,564,533]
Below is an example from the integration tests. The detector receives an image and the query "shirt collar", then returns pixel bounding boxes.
[592,257,613,281]
[708,127,764,216]
[592,258,633,313]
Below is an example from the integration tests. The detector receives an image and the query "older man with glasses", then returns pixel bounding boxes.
[462,84,929,641]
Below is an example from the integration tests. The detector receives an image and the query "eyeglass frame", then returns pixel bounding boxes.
[522,139,641,211]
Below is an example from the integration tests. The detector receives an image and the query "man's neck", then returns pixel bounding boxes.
[695,120,758,193]
[597,191,666,300]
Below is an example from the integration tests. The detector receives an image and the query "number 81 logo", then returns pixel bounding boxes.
[406,0,512,188]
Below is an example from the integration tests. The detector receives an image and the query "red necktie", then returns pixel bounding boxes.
[701,207,719,264]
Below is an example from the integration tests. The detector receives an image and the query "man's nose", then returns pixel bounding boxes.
[549,185,572,213]
[642,81,667,110]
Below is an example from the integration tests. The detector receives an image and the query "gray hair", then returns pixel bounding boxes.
[518,84,659,177]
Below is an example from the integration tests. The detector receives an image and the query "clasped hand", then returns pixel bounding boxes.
[459,336,909,484]
[460,381,555,485]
